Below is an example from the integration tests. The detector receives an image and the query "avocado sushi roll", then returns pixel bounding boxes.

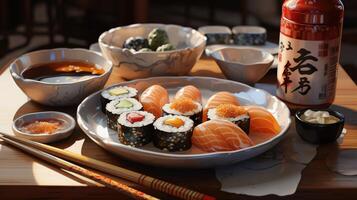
[106,98,142,130]
[101,86,138,112]
[207,104,250,134]
[153,115,194,152]
[162,97,202,126]
[117,111,155,147]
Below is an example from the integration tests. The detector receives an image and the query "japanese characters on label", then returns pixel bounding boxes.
[277,34,340,105]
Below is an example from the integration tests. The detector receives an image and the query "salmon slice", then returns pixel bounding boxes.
[203,91,239,121]
[192,120,253,152]
[245,106,281,135]
[174,85,202,103]
[140,85,169,118]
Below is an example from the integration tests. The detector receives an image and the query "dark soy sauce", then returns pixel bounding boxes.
[22,61,105,83]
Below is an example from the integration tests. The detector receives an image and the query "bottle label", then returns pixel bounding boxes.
[277,33,340,105]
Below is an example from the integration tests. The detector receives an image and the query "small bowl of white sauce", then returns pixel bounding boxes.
[295,109,345,144]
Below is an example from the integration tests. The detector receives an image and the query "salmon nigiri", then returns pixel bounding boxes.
[174,85,202,103]
[140,85,169,118]
[203,91,239,121]
[192,120,253,152]
[245,106,281,135]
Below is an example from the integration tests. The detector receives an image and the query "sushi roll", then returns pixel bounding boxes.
[162,97,202,126]
[153,115,194,152]
[106,98,142,130]
[101,86,138,112]
[207,104,250,134]
[117,111,155,147]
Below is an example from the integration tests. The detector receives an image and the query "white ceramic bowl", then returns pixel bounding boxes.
[10,48,113,106]
[212,47,274,84]
[12,111,76,143]
[98,23,206,80]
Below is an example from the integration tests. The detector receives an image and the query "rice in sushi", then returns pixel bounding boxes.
[207,104,250,134]
[153,115,194,152]
[162,97,202,126]
[117,111,155,147]
[101,86,138,112]
[106,98,142,130]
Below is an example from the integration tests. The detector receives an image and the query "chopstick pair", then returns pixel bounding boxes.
[0,133,216,200]
[0,133,158,200]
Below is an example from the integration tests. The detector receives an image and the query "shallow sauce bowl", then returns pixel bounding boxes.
[98,23,206,80]
[10,48,113,106]
[12,111,76,143]
[211,47,274,84]
[295,109,345,144]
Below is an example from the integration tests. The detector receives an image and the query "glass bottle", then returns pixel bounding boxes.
[277,0,344,109]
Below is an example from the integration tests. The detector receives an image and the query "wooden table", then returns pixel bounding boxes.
[1,59,357,200]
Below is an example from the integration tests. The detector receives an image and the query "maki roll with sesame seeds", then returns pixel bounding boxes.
[162,97,202,126]
[106,98,142,130]
[117,111,155,147]
[207,104,250,134]
[101,86,138,112]
[153,115,194,152]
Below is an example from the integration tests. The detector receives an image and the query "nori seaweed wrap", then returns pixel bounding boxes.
[153,115,194,152]
[117,111,155,147]
[106,98,142,130]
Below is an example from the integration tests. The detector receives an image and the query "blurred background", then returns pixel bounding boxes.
[0,0,356,82]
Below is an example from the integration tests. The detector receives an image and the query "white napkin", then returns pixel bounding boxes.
[216,122,317,196]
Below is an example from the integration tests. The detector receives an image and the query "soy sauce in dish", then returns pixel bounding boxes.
[21,61,105,83]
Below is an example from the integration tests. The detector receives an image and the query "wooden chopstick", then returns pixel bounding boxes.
[0,134,159,200]
[0,133,216,200]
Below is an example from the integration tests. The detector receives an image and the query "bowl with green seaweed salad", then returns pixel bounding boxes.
[99,24,206,80]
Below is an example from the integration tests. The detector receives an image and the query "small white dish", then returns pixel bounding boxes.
[211,47,274,84]
[12,111,76,143]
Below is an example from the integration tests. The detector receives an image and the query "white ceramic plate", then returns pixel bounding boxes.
[77,76,291,168]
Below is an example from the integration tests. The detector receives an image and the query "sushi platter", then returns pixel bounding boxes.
[77,76,291,168]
